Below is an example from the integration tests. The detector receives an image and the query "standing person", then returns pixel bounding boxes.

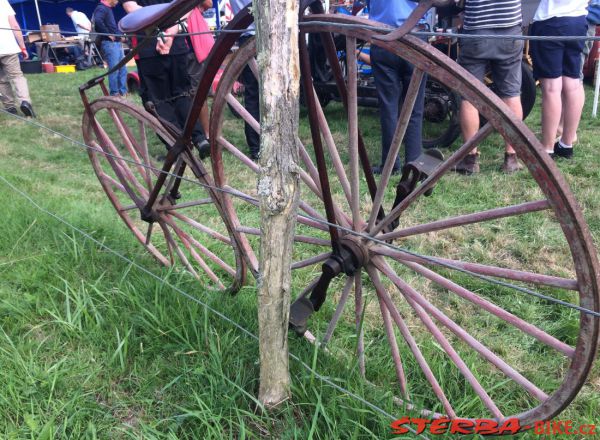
[530,0,589,159]
[455,0,524,174]
[66,7,92,47]
[120,0,209,156]
[93,0,127,96]
[230,0,260,161]
[367,0,427,175]
[0,0,35,117]
[187,0,215,136]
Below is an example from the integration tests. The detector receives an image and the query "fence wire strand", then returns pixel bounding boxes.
[0,172,429,439]
[2,107,598,319]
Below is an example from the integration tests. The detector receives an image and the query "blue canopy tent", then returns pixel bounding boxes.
[8,0,125,35]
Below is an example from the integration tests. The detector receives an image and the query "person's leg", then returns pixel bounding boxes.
[240,64,260,159]
[101,41,120,96]
[2,53,33,116]
[399,60,425,164]
[0,57,17,110]
[539,77,563,152]
[168,53,207,146]
[117,43,128,96]
[500,96,523,154]
[371,45,402,171]
[560,75,584,146]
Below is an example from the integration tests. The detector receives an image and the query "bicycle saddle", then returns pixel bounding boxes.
[119,0,197,34]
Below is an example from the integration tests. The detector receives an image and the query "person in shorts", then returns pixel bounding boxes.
[455,0,524,174]
[530,0,589,160]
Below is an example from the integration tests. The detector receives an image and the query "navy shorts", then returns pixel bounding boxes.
[458,25,524,98]
[530,16,588,79]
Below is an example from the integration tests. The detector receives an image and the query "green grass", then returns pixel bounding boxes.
[1,66,600,439]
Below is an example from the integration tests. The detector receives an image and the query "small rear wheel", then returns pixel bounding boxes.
[82,96,246,293]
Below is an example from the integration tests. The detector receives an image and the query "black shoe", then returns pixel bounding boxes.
[372,165,400,176]
[195,139,210,160]
[553,141,573,159]
[249,151,260,161]
[20,101,36,118]
[4,107,17,115]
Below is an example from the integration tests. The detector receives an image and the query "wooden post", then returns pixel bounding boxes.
[255,0,300,407]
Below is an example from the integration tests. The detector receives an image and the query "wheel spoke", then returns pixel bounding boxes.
[100,172,128,195]
[159,222,195,275]
[313,85,352,205]
[378,291,409,399]
[367,68,425,231]
[374,245,579,291]
[354,273,365,377]
[366,266,456,417]
[225,93,260,134]
[235,226,330,246]
[371,123,495,235]
[375,257,550,403]
[164,216,235,280]
[398,259,575,358]
[323,276,354,344]
[291,251,332,270]
[108,107,153,190]
[374,257,504,418]
[156,198,214,211]
[217,137,260,172]
[379,199,551,241]
[168,211,231,245]
[346,36,363,230]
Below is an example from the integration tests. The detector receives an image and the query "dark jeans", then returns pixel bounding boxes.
[239,35,260,157]
[136,53,206,144]
[101,40,127,96]
[370,45,425,170]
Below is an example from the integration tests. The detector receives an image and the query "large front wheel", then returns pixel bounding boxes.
[209,14,599,424]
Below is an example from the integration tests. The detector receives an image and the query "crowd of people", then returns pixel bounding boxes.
[1,0,598,174]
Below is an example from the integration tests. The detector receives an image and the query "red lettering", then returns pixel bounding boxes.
[534,421,546,435]
[552,421,565,435]
[476,419,500,435]
[429,418,450,435]
[412,418,431,435]
[450,419,475,435]
[497,418,521,435]
[589,424,596,435]
[390,417,410,435]
[564,420,573,434]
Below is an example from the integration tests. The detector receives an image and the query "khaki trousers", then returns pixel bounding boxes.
[0,53,31,109]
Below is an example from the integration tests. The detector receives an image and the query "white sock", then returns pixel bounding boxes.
[558,139,573,149]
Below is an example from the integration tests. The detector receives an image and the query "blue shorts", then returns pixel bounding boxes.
[530,16,588,79]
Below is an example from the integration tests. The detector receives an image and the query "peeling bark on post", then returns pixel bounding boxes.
[255,0,300,407]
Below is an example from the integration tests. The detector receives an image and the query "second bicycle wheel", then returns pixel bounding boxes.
[210,11,599,425]
[82,96,246,294]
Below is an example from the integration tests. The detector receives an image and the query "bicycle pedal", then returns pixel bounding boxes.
[289,297,314,336]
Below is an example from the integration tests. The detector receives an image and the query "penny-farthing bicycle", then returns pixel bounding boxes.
[80,0,599,425]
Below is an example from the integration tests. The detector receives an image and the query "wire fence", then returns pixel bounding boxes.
[1,107,598,319]
[3,24,600,42]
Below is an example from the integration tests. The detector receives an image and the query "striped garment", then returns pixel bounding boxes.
[463,0,522,30]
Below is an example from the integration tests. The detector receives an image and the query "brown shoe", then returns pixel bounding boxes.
[501,153,523,173]
[453,153,480,175]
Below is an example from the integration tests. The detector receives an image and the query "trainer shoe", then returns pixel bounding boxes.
[453,153,479,175]
[20,101,36,118]
[552,141,573,159]
[501,153,523,174]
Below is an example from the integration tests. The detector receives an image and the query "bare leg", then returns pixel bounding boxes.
[539,77,563,153]
[501,96,522,154]
[559,76,584,146]
[459,99,480,155]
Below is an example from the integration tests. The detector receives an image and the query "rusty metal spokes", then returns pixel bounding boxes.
[210,15,599,423]
[82,97,246,293]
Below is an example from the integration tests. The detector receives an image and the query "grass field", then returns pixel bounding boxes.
[1,65,599,439]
